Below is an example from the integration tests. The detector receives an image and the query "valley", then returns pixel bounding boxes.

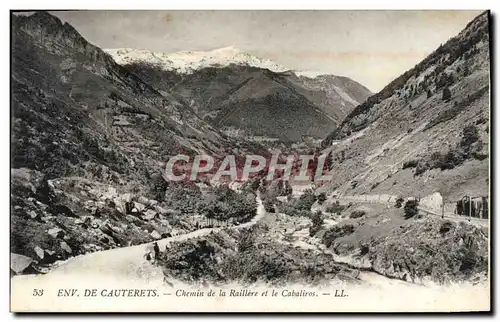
[10,9,490,309]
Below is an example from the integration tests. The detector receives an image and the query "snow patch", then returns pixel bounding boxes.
[105,46,290,74]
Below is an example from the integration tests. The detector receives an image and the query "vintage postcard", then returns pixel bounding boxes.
[10,10,491,312]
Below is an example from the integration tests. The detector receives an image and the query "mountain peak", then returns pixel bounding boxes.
[28,11,62,26]
[13,11,63,33]
[105,46,289,74]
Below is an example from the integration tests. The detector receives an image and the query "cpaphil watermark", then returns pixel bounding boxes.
[164,153,333,183]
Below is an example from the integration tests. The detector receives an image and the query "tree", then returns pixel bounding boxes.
[324,152,333,171]
[442,87,451,102]
[403,199,419,219]
[309,211,324,237]
[427,89,433,99]
[460,124,480,147]
[296,189,317,211]
[463,65,470,76]
[283,181,293,196]
[263,198,275,213]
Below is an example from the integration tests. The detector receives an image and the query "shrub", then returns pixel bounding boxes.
[150,173,169,201]
[460,124,480,148]
[414,161,429,176]
[442,87,452,101]
[198,185,257,223]
[402,159,418,169]
[439,221,454,234]
[322,225,355,248]
[241,178,261,193]
[317,192,327,205]
[309,211,324,237]
[350,210,366,219]
[263,198,275,213]
[238,229,256,253]
[279,204,311,218]
[403,199,419,219]
[395,197,404,208]
[295,189,317,211]
[326,201,346,215]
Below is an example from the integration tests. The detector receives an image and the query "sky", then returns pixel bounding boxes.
[49,10,482,92]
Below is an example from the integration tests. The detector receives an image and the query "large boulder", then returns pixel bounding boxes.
[143,209,159,221]
[113,193,132,214]
[10,253,34,275]
[133,202,146,212]
[33,246,44,260]
[26,210,41,221]
[47,228,65,239]
[60,241,72,254]
[150,230,162,240]
[11,168,44,197]
[154,205,170,215]
[137,196,150,205]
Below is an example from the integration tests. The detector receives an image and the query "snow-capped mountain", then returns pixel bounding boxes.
[105,45,372,142]
[105,46,290,74]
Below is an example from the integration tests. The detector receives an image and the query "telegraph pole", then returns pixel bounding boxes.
[441,198,445,219]
[468,196,472,222]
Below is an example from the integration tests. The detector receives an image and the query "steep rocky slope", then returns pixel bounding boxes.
[319,11,490,203]
[313,201,488,285]
[109,50,371,142]
[286,74,372,122]
[10,12,265,269]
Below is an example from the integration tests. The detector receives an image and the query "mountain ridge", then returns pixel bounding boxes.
[105,46,290,75]
[317,11,490,203]
[116,49,372,142]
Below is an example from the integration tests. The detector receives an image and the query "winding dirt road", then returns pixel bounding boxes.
[12,194,266,285]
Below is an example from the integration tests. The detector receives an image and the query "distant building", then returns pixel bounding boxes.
[455,196,489,219]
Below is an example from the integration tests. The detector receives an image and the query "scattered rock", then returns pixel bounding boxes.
[137,196,149,205]
[113,193,132,213]
[28,210,39,220]
[11,253,35,275]
[143,209,159,221]
[47,228,65,239]
[34,246,44,260]
[60,241,72,254]
[154,205,169,214]
[126,215,140,223]
[150,230,162,240]
[90,219,102,229]
[133,202,146,212]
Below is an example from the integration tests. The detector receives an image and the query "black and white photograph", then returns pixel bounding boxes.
[9,8,491,312]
